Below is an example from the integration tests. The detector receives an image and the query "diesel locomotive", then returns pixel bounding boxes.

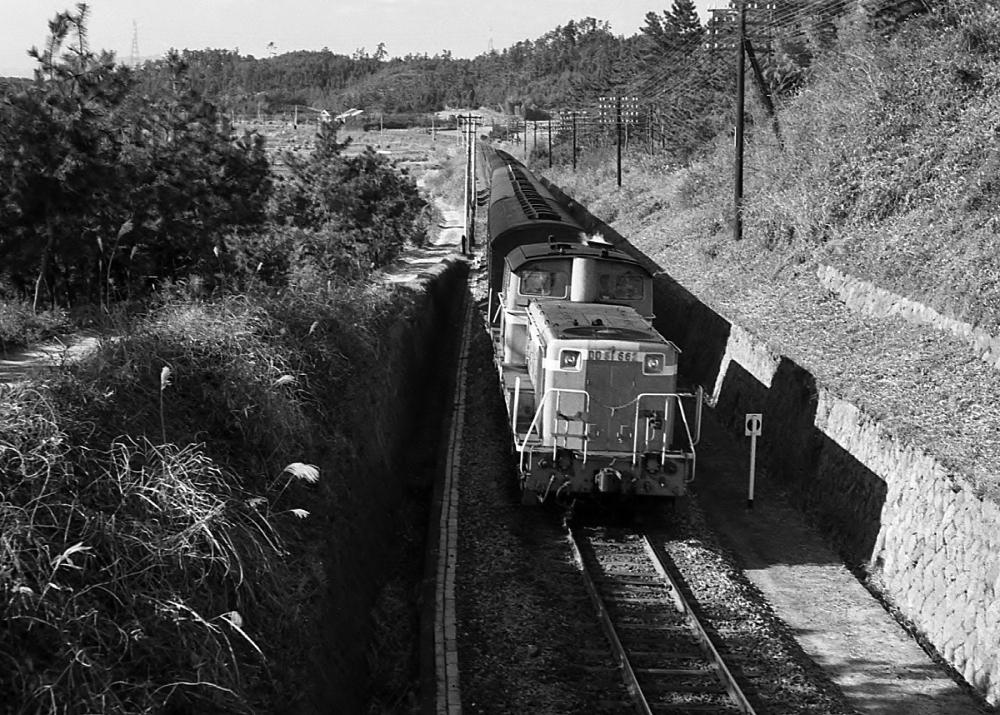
[478,144,703,505]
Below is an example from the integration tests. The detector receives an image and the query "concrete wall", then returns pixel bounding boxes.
[543,179,1000,707]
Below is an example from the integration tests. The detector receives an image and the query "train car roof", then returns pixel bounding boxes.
[528,301,675,347]
[505,241,649,274]
[487,162,583,241]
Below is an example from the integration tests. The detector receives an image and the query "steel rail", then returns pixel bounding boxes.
[642,531,757,715]
[568,525,654,715]
[570,524,757,715]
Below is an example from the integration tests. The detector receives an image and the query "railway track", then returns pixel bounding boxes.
[569,523,756,715]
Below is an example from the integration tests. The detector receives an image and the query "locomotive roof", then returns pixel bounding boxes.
[529,301,675,348]
[505,241,648,274]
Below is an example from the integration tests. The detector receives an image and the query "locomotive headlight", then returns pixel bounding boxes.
[642,352,666,375]
[559,350,582,371]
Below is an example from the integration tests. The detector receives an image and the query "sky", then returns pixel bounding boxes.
[1,0,719,77]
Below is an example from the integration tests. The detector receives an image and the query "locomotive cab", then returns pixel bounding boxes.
[497,242,654,365]
[508,301,702,504]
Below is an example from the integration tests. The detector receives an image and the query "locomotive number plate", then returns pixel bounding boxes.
[588,349,638,362]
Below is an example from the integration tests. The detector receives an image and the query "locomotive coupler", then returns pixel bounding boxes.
[594,467,622,493]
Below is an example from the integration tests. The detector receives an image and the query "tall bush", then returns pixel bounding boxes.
[269,129,428,279]
[0,6,273,309]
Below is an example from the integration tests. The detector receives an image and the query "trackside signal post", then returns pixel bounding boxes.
[745,413,762,509]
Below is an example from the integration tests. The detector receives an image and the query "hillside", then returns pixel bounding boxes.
[542,0,1000,504]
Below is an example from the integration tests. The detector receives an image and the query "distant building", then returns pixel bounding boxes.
[335,108,365,123]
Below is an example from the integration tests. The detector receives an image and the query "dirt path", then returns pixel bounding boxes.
[0,331,102,386]
[384,198,466,285]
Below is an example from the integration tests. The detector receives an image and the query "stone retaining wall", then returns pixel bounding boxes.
[817,264,1000,369]
[543,178,1000,707]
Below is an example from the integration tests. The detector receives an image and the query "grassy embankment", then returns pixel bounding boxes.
[1,130,461,714]
[540,0,1000,499]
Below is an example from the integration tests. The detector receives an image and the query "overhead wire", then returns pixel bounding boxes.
[567,0,871,154]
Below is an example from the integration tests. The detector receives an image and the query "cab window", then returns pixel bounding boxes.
[598,272,645,300]
[520,270,568,297]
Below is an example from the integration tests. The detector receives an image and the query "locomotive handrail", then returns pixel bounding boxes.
[515,388,591,474]
[492,292,504,324]
[516,388,703,479]
[630,392,701,482]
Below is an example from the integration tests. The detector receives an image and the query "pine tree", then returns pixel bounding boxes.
[668,0,703,41]
[0,3,133,311]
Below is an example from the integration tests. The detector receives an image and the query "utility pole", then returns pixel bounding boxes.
[548,120,552,169]
[460,114,482,252]
[710,0,778,240]
[463,116,471,250]
[572,113,578,172]
[599,96,637,187]
[469,116,479,249]
[647,107,653,154]
[616,96,623,187]
[734,0,747,242]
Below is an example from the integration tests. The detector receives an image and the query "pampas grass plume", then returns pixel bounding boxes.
[283,463,319,483]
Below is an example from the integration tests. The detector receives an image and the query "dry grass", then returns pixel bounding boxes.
[0,391,290,713]
[0,276,414,713]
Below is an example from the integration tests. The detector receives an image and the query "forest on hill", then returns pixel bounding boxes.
[121,0,920,160]
[133,16,631,118]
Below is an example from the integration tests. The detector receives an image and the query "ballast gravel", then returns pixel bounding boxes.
[451,302,860,714]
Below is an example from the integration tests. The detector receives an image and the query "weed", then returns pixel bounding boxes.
[0,302,73,352]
